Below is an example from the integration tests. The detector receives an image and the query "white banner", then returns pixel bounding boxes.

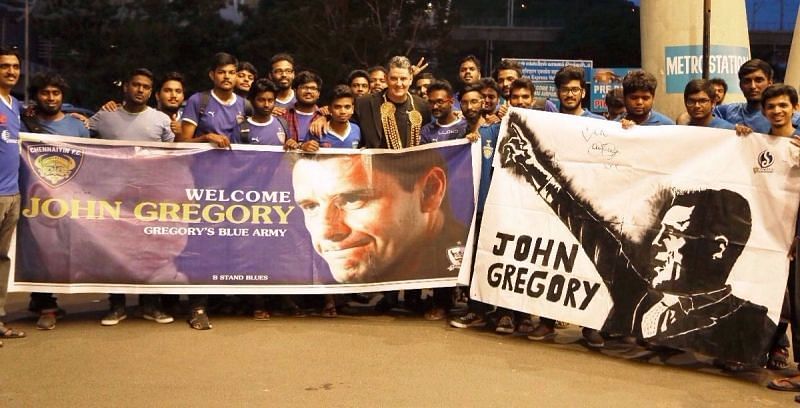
[472,108,800,364]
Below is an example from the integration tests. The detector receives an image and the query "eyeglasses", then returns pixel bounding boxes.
[272,69,294,75]
[298,85,319,92]
[558,87,583,95]
[685,98,711,106]
[429,98,452,107]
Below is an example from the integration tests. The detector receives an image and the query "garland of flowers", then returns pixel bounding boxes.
[380,93,422,149]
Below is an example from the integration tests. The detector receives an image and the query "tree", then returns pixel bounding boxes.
[32,0,236,108]
[237,0,454,91]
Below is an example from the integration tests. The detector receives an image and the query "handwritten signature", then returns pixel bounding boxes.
[588,142,619,159]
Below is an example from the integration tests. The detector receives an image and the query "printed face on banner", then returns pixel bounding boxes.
[649,205,693,290]
[292,155,438,283]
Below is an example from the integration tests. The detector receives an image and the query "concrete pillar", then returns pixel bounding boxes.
[640,0,750,119]
[784,6,800,89]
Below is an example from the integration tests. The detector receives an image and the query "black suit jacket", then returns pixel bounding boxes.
[354,92,431,148]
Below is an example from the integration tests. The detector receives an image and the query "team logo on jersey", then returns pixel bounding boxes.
[27,143,84,188]
[447,242,465,271]
[753,149,774,173]
[482,139,494,159]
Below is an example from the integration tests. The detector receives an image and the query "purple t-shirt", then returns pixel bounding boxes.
[421,117,468,144]
[182,91,245,139]
[242,117,287,146]
[0,95,20,195]
[275,91,296,111]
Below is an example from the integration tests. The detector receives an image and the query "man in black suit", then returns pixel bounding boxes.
[354,56,431,149]
[498,112,775,365]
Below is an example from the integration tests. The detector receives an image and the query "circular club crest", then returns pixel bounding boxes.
[758,150,774,169]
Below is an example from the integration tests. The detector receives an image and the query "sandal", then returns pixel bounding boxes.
[768,347,791,370]
[0,326,26,339]
[188,308,212,330]
[321,304,337,318]
[253,310,270,321]
[768,377,800,392]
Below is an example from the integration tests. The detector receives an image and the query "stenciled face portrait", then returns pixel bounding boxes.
[292,155,444,283]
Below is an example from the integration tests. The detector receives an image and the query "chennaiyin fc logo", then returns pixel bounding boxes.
[27,143,85,188]
[447,241,465,271]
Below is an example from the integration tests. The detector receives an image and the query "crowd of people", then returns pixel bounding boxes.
[2,45,800,397]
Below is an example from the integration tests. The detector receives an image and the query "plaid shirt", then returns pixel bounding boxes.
[282,106,322,142]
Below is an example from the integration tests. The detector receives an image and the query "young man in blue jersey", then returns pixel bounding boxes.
[179,53,247,329]
[683,79,735,130]
[421,80,468,144]
[233,78,288,147]
[715,59,775,134]
[179,52,245,148]
[23,72,88,330]
[367,66,388,94]
[479,77,502,124]
[620,70,675,128]
[22,72,89,137]
[453,55,482,110]
[529,65,606,346]
[269,53,296,115]
[0,47,25,343]
[418,80,473,321]
[554,65,604,119]
[348,70,371,99]
[317,85,361,149]
[449,83,499,329]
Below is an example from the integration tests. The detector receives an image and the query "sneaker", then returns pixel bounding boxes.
[100,308,127,326]
[142,308,174,324]
[36,312,57,330]
[188,308,212,330]
[528,323,556,340]
[424,307,447,321]
[555,321,571,329]
[450,312,486,329]
[582,327,605,348]
[516,317,535,334]
[495,315,515,334]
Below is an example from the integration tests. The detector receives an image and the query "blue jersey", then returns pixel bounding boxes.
[478,123,501,212]
[232,117,287,146]
[319,122,361,148]
[275,91,296,110]
[637,110,675,126]
[182,91,245,139]
[0,95,20,195]
[421,117,468,144]
[706,116,736,130]
[22,114,89,137]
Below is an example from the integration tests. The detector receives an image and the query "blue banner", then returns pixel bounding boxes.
[12,134,478,294]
